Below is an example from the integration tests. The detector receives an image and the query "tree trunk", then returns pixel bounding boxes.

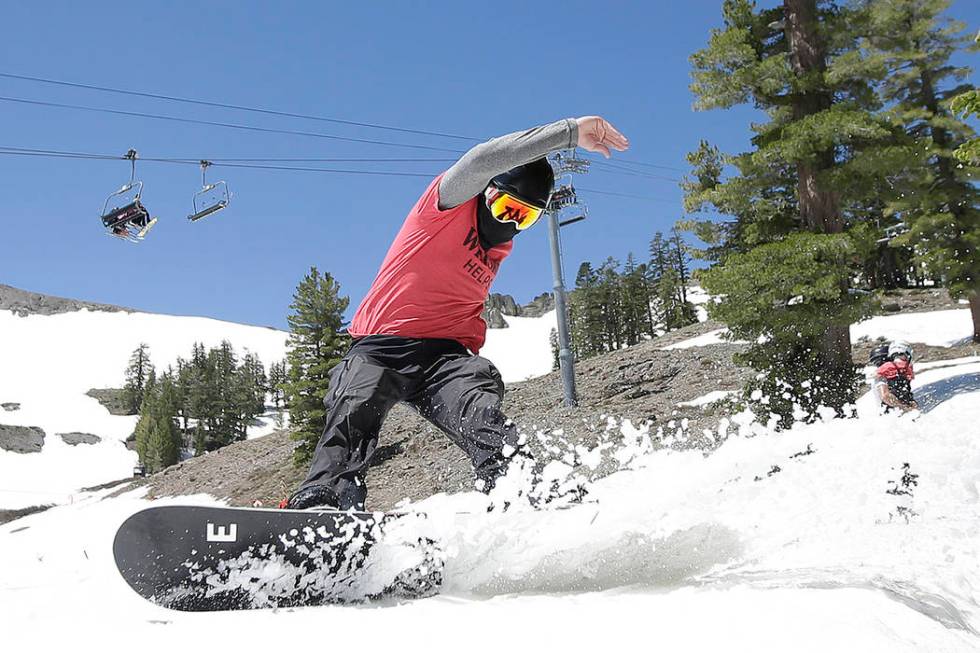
[785,0,854,405]
[970,291,980,344]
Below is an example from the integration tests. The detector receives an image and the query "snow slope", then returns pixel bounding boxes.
[852,309,974,347]
[3,357,980,651]
[660,308,976,352]
[482,310,559,383]
[0,308,289,510]
[0,299,560,511]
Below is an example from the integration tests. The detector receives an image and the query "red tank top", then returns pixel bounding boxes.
[348,175,512,353]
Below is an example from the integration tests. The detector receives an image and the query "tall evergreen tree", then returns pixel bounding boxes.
[864,0,979,341]
[123,343,155,415]
[620,253,649,346]
[687,0,886,420]
[596,257,623,351]
[570,262,603,358]
[549,328,561,372]
[148,375,183,471]
[283,267,350,466]
[268,359,288,410]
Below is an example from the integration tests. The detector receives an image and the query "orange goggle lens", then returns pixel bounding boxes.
[488,192,544,231]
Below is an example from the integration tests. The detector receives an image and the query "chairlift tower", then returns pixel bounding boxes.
[546,149,591,407]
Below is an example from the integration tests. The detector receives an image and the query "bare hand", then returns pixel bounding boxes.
[575,116,630,158]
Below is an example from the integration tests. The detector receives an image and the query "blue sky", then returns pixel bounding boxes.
[0,1,976,329]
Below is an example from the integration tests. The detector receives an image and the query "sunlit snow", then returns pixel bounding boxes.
[3,358,979,651]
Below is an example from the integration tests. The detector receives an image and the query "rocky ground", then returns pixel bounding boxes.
[125,318,751,510]
[127,287,976,511]
[0,283,131,317]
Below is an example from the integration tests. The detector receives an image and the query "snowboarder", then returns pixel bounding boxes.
[874,341,918,413]
[284,116,630,511]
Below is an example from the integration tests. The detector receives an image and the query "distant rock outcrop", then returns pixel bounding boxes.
[0,424,45,453]
[0,283,130,317]
[58,432,102,446]
[86,388,133,416]
[521,293,555,318]
[1,402,20,412]
[482,292,555,329]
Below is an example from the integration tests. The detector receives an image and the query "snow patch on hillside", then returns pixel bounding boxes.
[483,310,558,383]
[851,309,973,347]
[0,308,288,509]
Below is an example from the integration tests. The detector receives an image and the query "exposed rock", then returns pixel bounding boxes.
[0,504,53,526]
[482,293,521,329]
[86,388,133,416]
[1,402,20,412]
[58,432,102,446]
[0,283,131,317]
[482,292,556,328]
[873,288,958,315]
[521,293,555,318]
[0,424,46,454]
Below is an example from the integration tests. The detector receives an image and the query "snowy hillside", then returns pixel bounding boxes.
[0,307,289,510]
[3,354,980,651]
[3,288,980,651]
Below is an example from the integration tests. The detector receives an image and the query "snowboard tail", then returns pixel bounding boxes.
[113,505,442,611]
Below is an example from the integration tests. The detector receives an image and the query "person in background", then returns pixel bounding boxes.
[874,340,918,413]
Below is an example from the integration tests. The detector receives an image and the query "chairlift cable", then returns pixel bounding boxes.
[0,71,481,142]
[0,145,677,200]
[577,187,677,203]
[590,160,681,182]
[0,95,467,154]
[0,72,687,172]
[0,146,437,177]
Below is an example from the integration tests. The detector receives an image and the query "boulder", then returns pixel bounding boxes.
[58,432,102,446]
[521,293,555,318]
[0,424,45,454]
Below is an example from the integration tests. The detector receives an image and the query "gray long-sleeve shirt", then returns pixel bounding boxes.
[438,118,579,210]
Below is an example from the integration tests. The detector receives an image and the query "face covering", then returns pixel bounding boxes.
[476,192,520,250]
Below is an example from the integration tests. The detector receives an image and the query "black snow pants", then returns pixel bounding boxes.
[298,335,520,510]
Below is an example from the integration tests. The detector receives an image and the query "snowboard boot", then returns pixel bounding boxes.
[280,484,341,511]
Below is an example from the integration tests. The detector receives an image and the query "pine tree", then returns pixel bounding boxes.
[283,267,350,466]
[864,0,979,341]
[687,0,887,420]
[596,258,623,351]
[233,351,267,439]
[148,375,182,471]
[570,262,603,358]
[620,253,645,346]
[123,343,155,415]
[549,328,560,372]
[268,359,288,409]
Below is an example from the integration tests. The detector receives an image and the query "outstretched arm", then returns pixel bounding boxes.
[438,116,628,210]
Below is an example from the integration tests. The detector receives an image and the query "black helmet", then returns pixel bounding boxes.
[489,158,555,209]
[868,344,890,366]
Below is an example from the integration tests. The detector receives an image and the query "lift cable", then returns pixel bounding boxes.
[0,95,467,154]
[0,71,480,142]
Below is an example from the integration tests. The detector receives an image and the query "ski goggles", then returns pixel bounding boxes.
[486,187,546,231]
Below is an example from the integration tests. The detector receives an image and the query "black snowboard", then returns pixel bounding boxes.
[113,505,443,611]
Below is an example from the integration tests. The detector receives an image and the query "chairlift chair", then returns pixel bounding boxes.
[188,160,230,222]
[100,149,158,242]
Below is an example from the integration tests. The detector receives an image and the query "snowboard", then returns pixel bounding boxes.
[113,504,443,611]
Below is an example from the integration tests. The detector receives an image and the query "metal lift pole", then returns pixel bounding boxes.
[546,149,590,407]
[546,207,578,407]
